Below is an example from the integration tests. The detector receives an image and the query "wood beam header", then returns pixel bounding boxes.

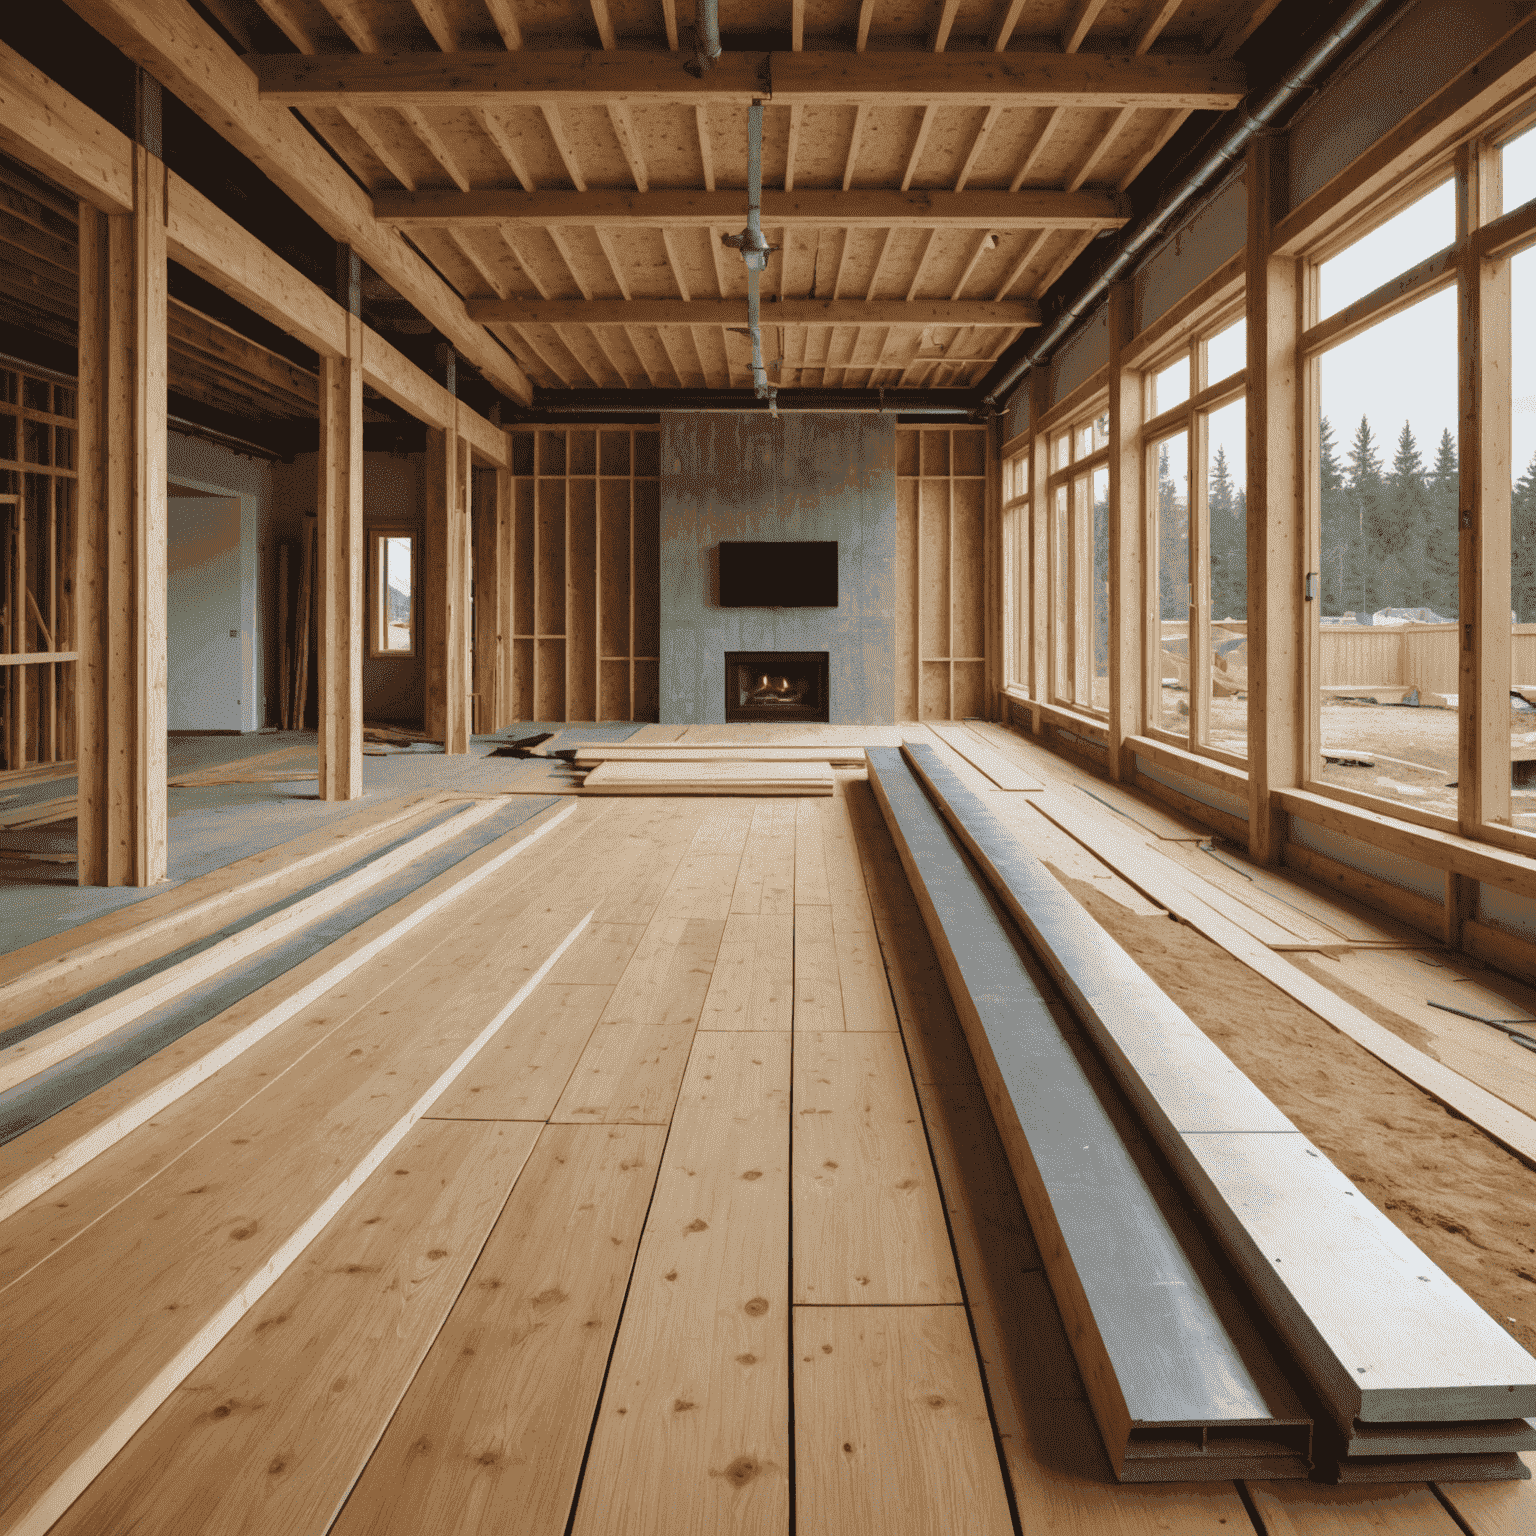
[470,298,1041,327]
[248,49,1245,110]
[375,186,1129,231]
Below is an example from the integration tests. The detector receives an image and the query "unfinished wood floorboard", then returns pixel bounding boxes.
[731,801,797,916]
[793,1305,1013,1536]
[795,797,833,908]
[329,1123,667,1536]
[933,720,1046,789]
[0,801,598,1241]
[794,907,845,1032]
[427,982,613,1121]
[549,1021,700,1124]
[583,761,835,795]
[570,1033,790,1536]
[1436,1458,1536,1535]
[599,916,726,1028]
[0,789,449,1013]
[1157,841,1351,946]
[46,1118,540,1536]
[842,778,978,1085]
[792,1031,961,1306]
[998,796,1167,916]
[701,913,793,1030]
[547,922,650,986]
[1243,1481,1463,1534]
[0,889,597,1536]
[574,746,866,765]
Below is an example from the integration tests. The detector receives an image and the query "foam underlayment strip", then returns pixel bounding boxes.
[893,743,1536,1442]
[0,799,572,1222]
[864,747,1313,1482]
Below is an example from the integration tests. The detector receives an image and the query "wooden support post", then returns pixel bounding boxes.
[496,442,514,730]
[424,418,471,752]
[1245,134,1301,865]
[1028,369,1050,730]
[76,90,168,887]
[317,244,364,800]
[7,484,24,770]
[1457,140,1512,844]
[1107,280,1142,778]
[984,411,1002,719]
[471,462,505,734]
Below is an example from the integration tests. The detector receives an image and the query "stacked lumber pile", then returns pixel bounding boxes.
[580,760,835,796]
[868,744,1536,1485]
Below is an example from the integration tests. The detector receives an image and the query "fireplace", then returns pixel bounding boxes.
[725,651,830,723]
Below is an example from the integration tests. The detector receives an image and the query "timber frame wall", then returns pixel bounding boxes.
[997,12,1536,979]
[0,359,76,771]
[0,40,519,884]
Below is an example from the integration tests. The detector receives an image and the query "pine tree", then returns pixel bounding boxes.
[1514,451,1536,623]
[1384,421,1427,610]
[1156,442,1188,623]
[1426,428,1459,618]
[1346,415,1385,616]
[1318,416,1350,615]
[1207,444,1246,620]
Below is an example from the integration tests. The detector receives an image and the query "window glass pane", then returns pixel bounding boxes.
[1318,180,1455,318]
[1502,121,1536,215]
[1510,243,1536,834]
[384,535,412,651]
[1153,432,1190,735]
[1205,318,1246,384]
[1204,397,1247,758]
[1317,286,1458,818]
[1075,422,1094,459]
[1152,356,1190,415]
[1091,465,1110,715]
[1053,432,1070,471]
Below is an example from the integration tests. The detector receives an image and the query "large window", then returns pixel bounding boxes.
[1143,314,1248,763]
[1002,444,1030,692]
[1043,407,1110,715]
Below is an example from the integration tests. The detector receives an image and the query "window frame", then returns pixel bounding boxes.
[369,525,418,660]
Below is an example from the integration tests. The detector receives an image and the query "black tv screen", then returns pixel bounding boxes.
[719,542,838,607]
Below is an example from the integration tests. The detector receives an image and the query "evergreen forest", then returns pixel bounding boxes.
[1151,420,1536,625]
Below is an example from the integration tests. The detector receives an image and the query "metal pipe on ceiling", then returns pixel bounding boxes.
[685,0,722,77]
[982,0,1401,412]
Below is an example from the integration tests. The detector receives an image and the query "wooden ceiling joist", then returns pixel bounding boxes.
[463,298,1040,327]
[375,187,1128,231]
[247,50,1246,112]
[65,0,532,405]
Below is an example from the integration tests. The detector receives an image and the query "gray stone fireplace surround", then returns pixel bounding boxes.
[659,412,897,725]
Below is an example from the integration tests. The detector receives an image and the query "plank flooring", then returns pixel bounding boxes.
[5,723,1527,1536]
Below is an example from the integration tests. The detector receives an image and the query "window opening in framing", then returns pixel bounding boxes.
[1152,430,1191,735]
[1500,119,1536,214]
[1504,240,1536,835]
[372,530,416,657]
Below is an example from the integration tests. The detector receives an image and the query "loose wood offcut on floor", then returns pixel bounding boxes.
[2,738,1533,1534]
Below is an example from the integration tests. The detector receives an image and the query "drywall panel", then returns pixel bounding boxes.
[659,413,897,725]
[1288,0,1533,210]
[1287,813,1445,903]
[1135,175,1247,339]
[167,497,244,732]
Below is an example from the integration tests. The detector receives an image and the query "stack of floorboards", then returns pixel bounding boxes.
[867,744,1536,1485]
[577,757,837,796]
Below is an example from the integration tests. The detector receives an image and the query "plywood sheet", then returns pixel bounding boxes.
[48,1119,540,1536]
[331,1124,666,1536]
[793,1306,1014,1536]
[571,1034,790,1536]
[574,746,866,765]
[792,1031,961,1306]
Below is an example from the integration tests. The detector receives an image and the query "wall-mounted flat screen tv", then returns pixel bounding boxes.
[719,541,838,607]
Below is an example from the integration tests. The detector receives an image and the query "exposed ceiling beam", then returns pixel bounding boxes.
[464,298,1040,327]
[247,50,1246,110]
[375,187,1129,230]
[63,0,533,406]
